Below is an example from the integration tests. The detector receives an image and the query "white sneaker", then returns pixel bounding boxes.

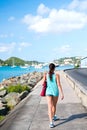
[49,123,55,128]
[53,115,59,121]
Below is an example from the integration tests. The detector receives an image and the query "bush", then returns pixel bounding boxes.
[6,84,30,93]
[0,116,5,121]
[74,64,80,68]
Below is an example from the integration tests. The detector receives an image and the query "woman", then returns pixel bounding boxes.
[43,63,64,128]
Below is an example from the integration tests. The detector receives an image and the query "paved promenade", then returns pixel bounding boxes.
[1,71,87,130]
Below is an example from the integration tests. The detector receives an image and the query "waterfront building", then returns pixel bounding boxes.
[80,57,87,68]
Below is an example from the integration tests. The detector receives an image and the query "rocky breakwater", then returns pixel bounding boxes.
[0,71,43,119]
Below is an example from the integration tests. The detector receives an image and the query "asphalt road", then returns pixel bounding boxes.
[64,68,87,90]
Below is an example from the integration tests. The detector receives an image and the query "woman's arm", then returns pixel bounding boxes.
[43,72,47,82]
[56,73,64,100]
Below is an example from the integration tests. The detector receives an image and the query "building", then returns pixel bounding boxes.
[80,57,87,68]
[64,58,72,65]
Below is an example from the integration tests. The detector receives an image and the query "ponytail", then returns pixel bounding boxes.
[49,63,55,81]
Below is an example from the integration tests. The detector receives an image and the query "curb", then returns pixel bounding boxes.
[62,71,87,108]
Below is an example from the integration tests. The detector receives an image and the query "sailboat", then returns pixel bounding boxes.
[20,64,29,68]
[11,58,16,68]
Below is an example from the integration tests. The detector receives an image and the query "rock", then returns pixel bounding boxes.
[4,92,20,109]
[1,97,7,104]
[2,79,12,87]
[0,84,4,90]
[19,91,29,100]
[0,90,7,97]
[0,72,43,111]
[0,106,9,115]
[0,100,3,107]
[28,81,36,87]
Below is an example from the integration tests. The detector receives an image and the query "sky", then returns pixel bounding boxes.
[0,0,87,62]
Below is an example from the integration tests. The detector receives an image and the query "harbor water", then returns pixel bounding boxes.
[0,65,74,82]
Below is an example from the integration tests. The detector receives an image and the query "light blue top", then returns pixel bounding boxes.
[46,73,59,96]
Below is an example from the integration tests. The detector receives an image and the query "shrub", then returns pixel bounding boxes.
[0,116,5,121]
[74,64,80,68]
[6,84,30,93]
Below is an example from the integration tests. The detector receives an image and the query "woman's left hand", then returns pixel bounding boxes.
[61,94,64,100]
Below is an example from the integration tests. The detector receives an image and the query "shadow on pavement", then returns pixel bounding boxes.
[55,113,87,127]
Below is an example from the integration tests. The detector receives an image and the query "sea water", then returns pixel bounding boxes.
[0,65,74,82]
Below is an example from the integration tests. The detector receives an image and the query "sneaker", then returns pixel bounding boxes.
[53,115,59,121]
[49,123,55,128]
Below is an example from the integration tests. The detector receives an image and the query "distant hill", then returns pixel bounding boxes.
[0,56,82,66]
[5,57,25,66]
[0,57,43,66]
[53,56,82,65]
[0,59,4,66]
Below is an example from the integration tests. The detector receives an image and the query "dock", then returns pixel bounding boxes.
[0,71,87,130]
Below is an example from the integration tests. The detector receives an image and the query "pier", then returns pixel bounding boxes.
[0,70,87,130]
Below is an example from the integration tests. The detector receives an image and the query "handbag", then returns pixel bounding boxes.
[40,81,47,96]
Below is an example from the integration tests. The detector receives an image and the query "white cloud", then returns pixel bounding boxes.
[0,46,8,52]
[59,45,71,53]
[53,44,71,54]
[8,16,15,21]
[22,3,87,33]
[20,42,32,47]
[22,14,42,25]
[68,0,79,10]
[0,41,32,53]
[37,3,50,15]
[0,42,16,53]
[68,0,87,11]
[0,33,14,38]
[18,42,32,52]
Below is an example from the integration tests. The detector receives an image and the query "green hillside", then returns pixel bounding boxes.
[1,57,42,66]
[0,59,4,66]
[5,57,25,66]
[0,56,82,66]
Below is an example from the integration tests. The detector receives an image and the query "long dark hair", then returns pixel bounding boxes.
[49,63,55,81]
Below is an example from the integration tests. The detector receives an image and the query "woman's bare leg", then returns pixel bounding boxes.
[46,96,54,122]
[52,96,58,116]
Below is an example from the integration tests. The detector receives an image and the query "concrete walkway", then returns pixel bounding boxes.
[1,71,87,130]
